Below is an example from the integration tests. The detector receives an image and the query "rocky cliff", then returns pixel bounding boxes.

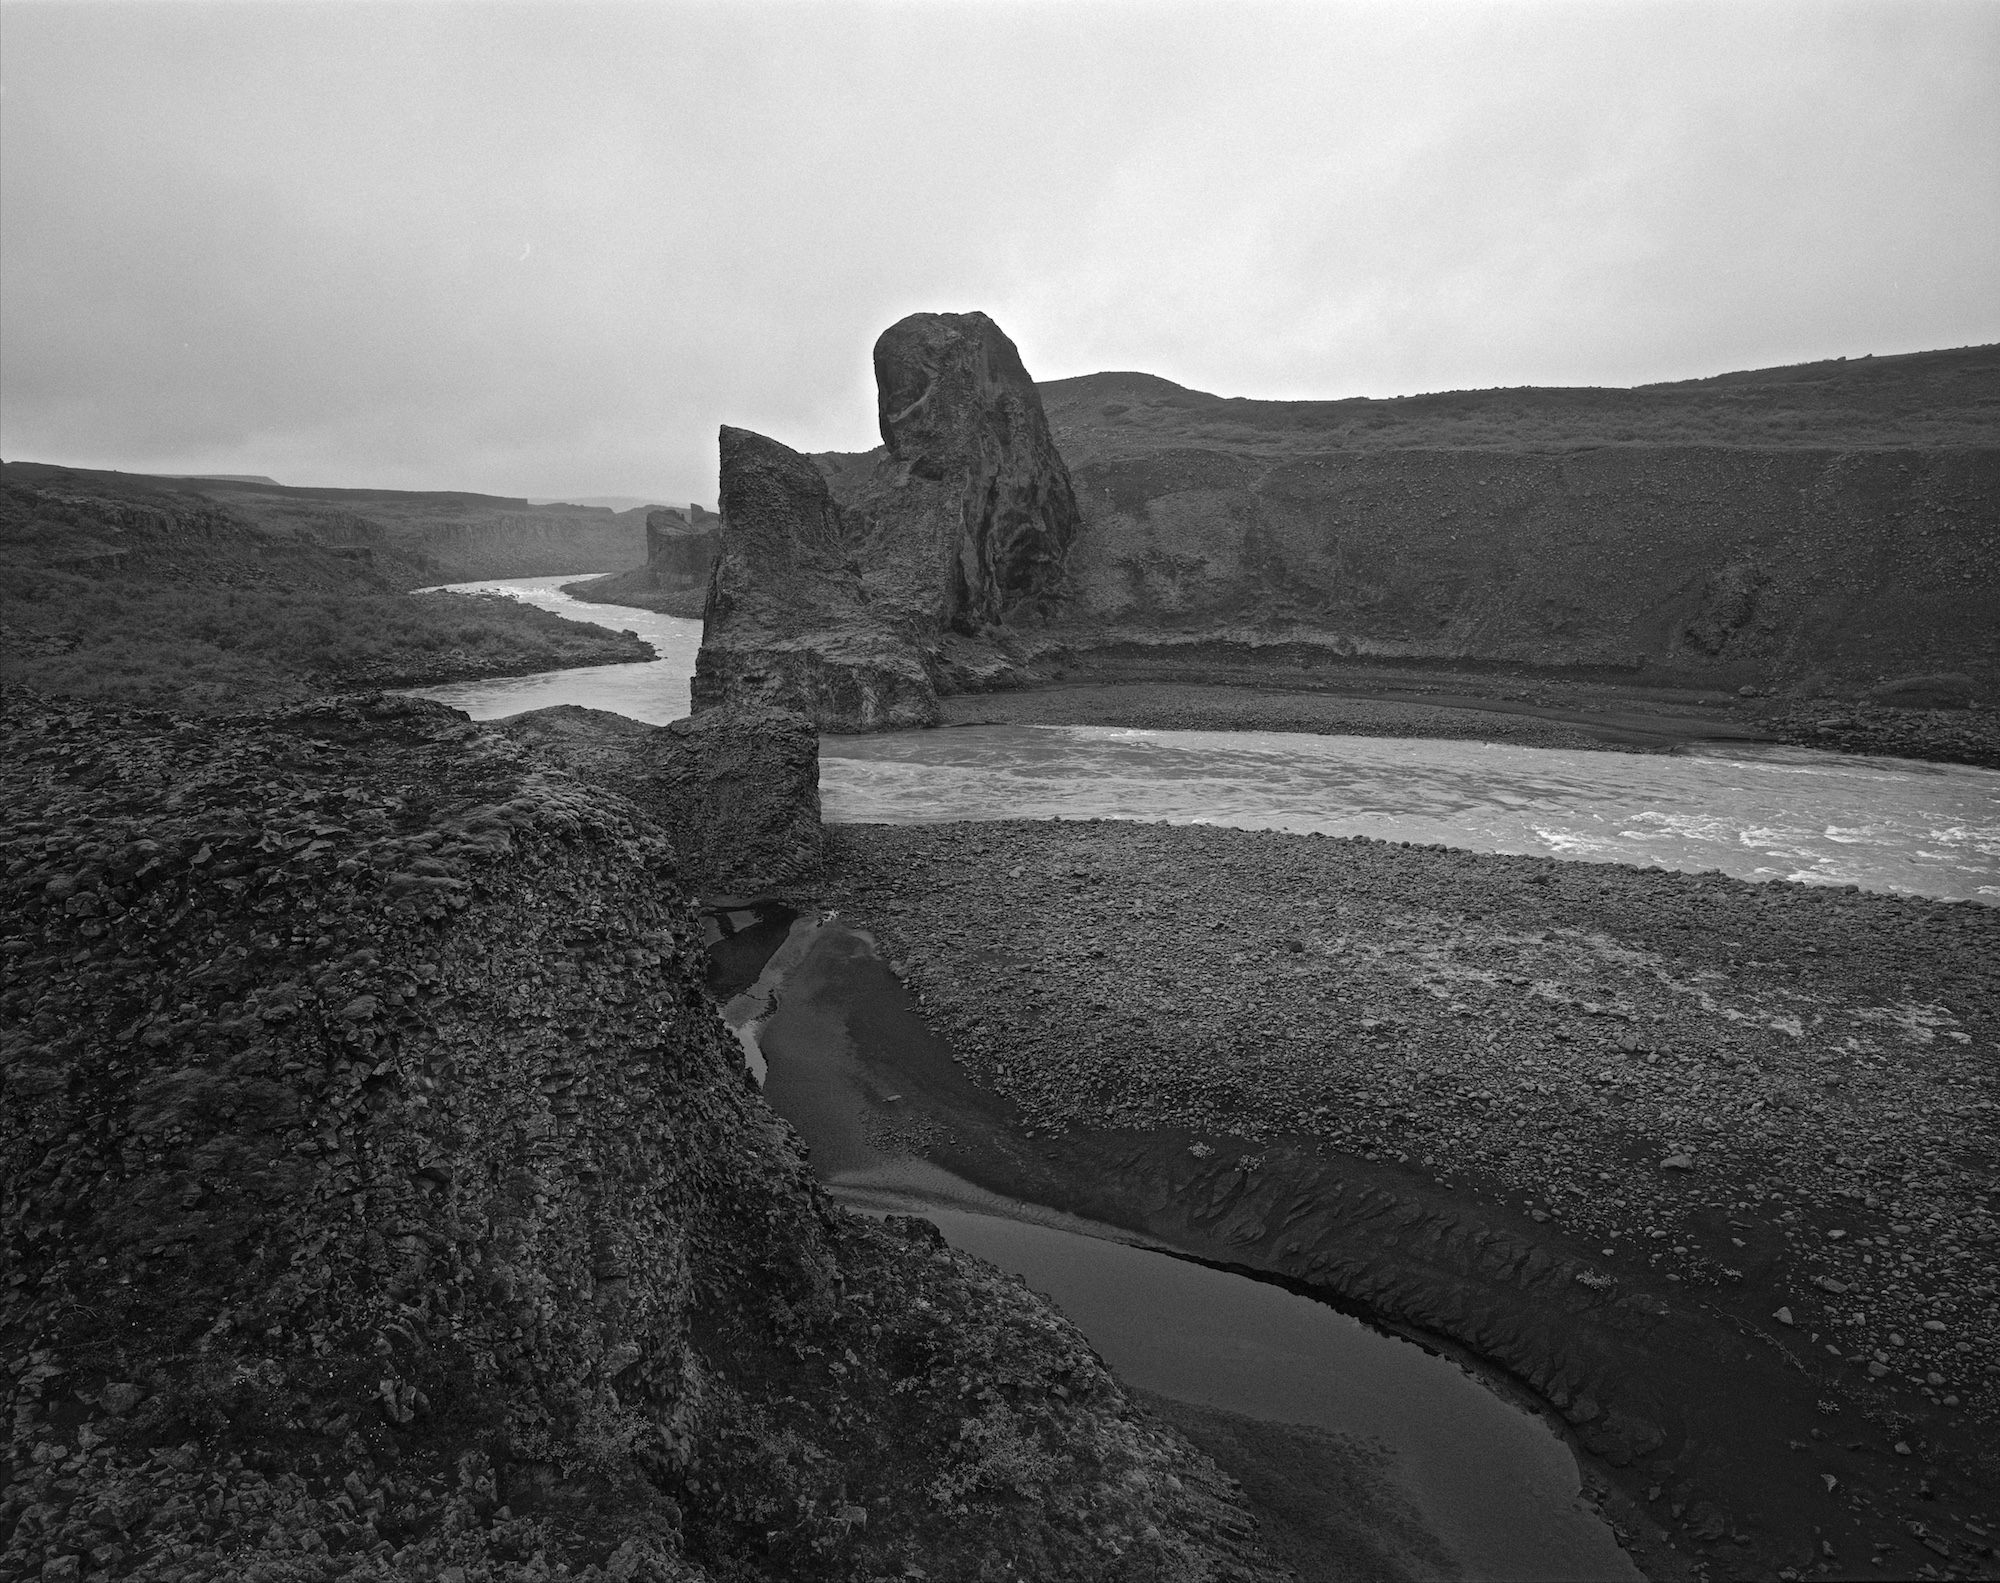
[696,313,1082,730]
[692,427,940,731]
[561,506,721,619]
[490,701,825,893]
[1036,346,2000,696]
[840,311,1080,631]
[0,692,1283,1582]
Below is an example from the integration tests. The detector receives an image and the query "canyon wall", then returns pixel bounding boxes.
[1037,347,2000,695]
[561,505,721,618]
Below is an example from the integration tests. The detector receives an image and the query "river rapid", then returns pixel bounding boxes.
[404,575,2000,904]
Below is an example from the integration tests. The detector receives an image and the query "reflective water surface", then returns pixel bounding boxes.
[821,724,2000,901]
[402,574,703,724]
[399,577,1999,902]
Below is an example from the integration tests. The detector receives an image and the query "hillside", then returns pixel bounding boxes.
[1028,345,2000,697]
[1,461,651,584]
[1039,343,2000,456]
[0,468,652,713]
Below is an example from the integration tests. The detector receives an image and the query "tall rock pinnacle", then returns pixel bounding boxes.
[693,312,1078,730]
[856,311,1081,631]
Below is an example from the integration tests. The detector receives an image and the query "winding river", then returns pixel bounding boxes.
[406,575,2000,904]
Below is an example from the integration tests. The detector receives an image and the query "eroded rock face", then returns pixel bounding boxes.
[0,691,1284,1583]
[492,700,824,893]
[694,315,1081,728]
[849,310,1081,632]
[693,425,938,731]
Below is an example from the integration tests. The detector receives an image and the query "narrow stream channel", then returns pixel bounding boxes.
[717,908,1644,1582]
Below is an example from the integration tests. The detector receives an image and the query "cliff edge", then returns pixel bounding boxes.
[0,692,1285,1582]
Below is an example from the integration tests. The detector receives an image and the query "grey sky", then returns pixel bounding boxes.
[3,1,1995,504]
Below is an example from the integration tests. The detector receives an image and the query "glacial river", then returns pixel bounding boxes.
[405,575,2000,903]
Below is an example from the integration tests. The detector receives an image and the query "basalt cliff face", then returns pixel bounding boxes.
[1036,346,2000,696]
[561,506,722,619]
[692,427,939,730]
[0,692,1283,1582]
[695,313,1082,730]
[845,311,1080,631]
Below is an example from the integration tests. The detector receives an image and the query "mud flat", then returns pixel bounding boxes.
[783,821,2000,1582]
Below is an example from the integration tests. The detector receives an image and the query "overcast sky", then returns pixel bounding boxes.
[3,1,1995,504]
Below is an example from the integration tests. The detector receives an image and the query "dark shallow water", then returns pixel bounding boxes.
[745,917,1642,1583]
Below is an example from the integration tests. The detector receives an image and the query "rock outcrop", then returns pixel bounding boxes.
[561,505,721,619]
[843,311,1081,631]
[492,700,824,892]
[692,426,939,731]
[0,691,1286,1583]
[694,313,1082,729]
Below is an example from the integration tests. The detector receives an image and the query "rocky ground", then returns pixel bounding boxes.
[942,673,2000,769]
[815,819,2000,1579]
[942,680,1654,751]
[826,821,1999,1402]
[0,695,1286,1583]
[1753,699,2000,771]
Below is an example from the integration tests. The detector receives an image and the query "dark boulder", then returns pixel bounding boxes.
[490,700,824,892]
[654,703,824,893]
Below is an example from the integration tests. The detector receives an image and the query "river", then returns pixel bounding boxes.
[403,575,2000,903]
[408,574,704,723]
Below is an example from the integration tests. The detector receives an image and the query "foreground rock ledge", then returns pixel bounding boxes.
[490,700,825,895]
[0,693,1283,1583]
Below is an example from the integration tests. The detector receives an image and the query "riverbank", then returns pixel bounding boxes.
[938,672,2000,768]
[806,820,2000,1581]
[1,474,654,714]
